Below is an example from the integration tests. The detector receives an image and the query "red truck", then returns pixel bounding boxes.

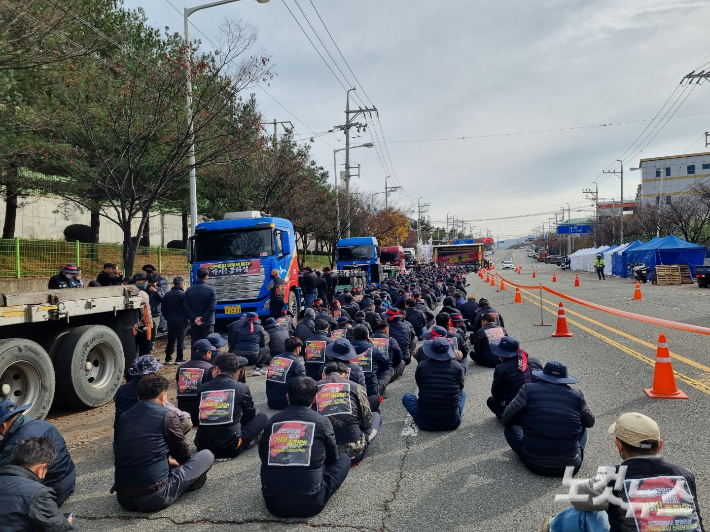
[380,246,405,268]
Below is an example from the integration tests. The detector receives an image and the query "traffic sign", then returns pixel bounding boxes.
[557,224,592,234]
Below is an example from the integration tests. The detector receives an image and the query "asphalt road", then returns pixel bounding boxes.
[48,257,710,531]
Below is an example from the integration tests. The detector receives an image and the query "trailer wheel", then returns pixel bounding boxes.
[0,339,55,420]
[54,325,125,409]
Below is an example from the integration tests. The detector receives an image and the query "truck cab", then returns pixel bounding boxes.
[336,237,382,286]
[380,246,405,268]
[403,248,416,265]
[190,212,300,321]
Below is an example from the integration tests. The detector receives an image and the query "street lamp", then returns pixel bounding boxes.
[184,0,270,237]
[333,142,374,240]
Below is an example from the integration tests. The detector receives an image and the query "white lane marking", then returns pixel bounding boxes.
[401,414,418,437]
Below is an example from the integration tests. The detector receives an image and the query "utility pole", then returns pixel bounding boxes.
[417,198,430,243]
[603,161,624,245]
[260,120,294,145]
[338,88,377,238]
[384,176,400,210]
[583,183,599,247]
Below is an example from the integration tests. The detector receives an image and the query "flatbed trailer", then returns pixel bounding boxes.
[0,285,143,419]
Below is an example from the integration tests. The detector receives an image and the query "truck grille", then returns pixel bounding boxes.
[207,272,265,301]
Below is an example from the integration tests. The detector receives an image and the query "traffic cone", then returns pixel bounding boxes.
[514,287,523,304]
[645,334,688,399]
[551,302,573,337]
[633,281,644,301]
[552,272,557,282]
[490,275,496,287]
[500,278,506,290]
[532,270,537,279]
[574,274,580,287]
[485,272,490,282]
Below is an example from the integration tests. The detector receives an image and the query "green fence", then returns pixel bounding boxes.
[0,238,188,278]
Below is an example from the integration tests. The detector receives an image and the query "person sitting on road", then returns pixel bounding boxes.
[48,264,84,289]
[502,361,595,477]
[447,312,471,360]
[264,317,290,357]
[471,313,509,368]
[371,318,405,383]
[543,412,704,532]
[353,310,373,335]
[319,338,367,390]
[350,325,392,411]
[296,308,317,349]
[341,294,361,320]
[471,298,504,334]
[317,361,381,465]
[459,295,479,327]
[112,375,214,512]
[0,437,76,531]
[0,400,76,506]
[382,309,415,364]
[228,312,270,376]
[266,337,306,410]
[258,376,351,518]
[486,337,542,419]
[402,338,466,432]
[334,315,354,338]
[206,332,247,383]
[195,353,268,459]
[303,318,335,381]
[175,339,216,425]
[420,323,470,374]
[404,297,427,339]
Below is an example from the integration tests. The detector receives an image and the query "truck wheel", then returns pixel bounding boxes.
[0,339,55,420]
[54,325,125,409]
[289,290,300,317]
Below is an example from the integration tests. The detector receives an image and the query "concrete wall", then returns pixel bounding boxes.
[0,195,185,245]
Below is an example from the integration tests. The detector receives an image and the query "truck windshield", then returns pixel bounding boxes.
[380,251,399,263]
[338,245,373,261]
[194,229,274,262]
[404,252,414,261]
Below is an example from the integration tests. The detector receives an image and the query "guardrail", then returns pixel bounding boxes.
[0,238,188,278]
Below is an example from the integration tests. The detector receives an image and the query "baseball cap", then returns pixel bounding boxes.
[608,412,660,449]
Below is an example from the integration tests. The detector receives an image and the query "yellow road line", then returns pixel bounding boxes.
[521,295,710,397]
[519,288,710,374]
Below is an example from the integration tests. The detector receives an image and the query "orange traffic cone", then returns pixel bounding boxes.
[552,302,573,337]
[532,270,536,279]
[633,281,644,301]
[645,334,688,399]
[514,287,523,304]
[490,275,496,287]
[574,274,580,287]
[485,272,490,282]
[552,272,557,282]
[500,278,506,290]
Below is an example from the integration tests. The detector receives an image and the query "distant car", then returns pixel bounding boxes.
[502,260,514,269]
[528,251,534,257]
[544,255,559,264]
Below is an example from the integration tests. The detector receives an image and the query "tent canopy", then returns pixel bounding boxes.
[631,235,707,277]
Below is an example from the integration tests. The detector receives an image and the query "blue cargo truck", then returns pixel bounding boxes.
[336,236,391,287]
[189,211,301,321]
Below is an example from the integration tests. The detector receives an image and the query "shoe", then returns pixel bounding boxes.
[252,368,263,376]
[164,359,173,365]
[175,359,184,364]
[246,430,263,450]
[187,473,207,492]
[541,517,551,532]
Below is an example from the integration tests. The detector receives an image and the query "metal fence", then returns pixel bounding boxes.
[0,238,188,278]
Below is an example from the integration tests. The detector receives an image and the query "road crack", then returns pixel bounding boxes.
[379,431,414,532]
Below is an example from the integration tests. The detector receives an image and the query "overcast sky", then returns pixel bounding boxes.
[124,0,710,242]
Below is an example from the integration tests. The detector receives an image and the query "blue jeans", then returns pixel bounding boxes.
[549,507,610,532]
[304,292,318,310]
[402,390,467,431]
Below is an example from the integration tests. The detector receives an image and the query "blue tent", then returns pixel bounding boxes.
[638,235,707,277]
[625,237,664,269]
[612,240,643,277]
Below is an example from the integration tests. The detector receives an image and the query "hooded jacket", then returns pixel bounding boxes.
[228,316,267,355]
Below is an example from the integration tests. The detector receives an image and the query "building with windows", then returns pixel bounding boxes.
[638,151,710,205]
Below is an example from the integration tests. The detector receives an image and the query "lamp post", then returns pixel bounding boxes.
[333,143,373,241]
[184,0,270,237]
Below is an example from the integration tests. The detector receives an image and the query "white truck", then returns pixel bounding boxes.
[0,285,143,419]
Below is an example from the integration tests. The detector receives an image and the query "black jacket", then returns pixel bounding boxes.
[317,277,328,300]
[459,300,479,322]
[175,356,214,423]
[0,465,76,532]
[48,273,83,289]
[96,271,124,286]
[385,317,415,361]
[267,276,286,313]
[350,339,391,396]
[195,374,257,457]
[258,405,340,504]
[303,332,333,381]
[265,324,290,355]
[405,307,427,333]
[184,280,217,325]
[228,316,267,355]
[316,374,370,449]
[301,272,318,294]
[490,355,543,406]
[325,272,339,295]
[371,331,403,368]
[415,359,465,431]
[162,286,188,323]
[144,285,163,317]
[472,324,508,366]
[295,318,316,351]
[502,382,595,476]
[472,306,504,333]
[266,353,306,409]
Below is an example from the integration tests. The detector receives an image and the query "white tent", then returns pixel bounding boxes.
[569,248,592,271]
[584,246,609,272]
[603,245,618,276]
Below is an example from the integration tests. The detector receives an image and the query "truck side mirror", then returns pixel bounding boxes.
[281,232,292,255]
[188,236,195,263]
